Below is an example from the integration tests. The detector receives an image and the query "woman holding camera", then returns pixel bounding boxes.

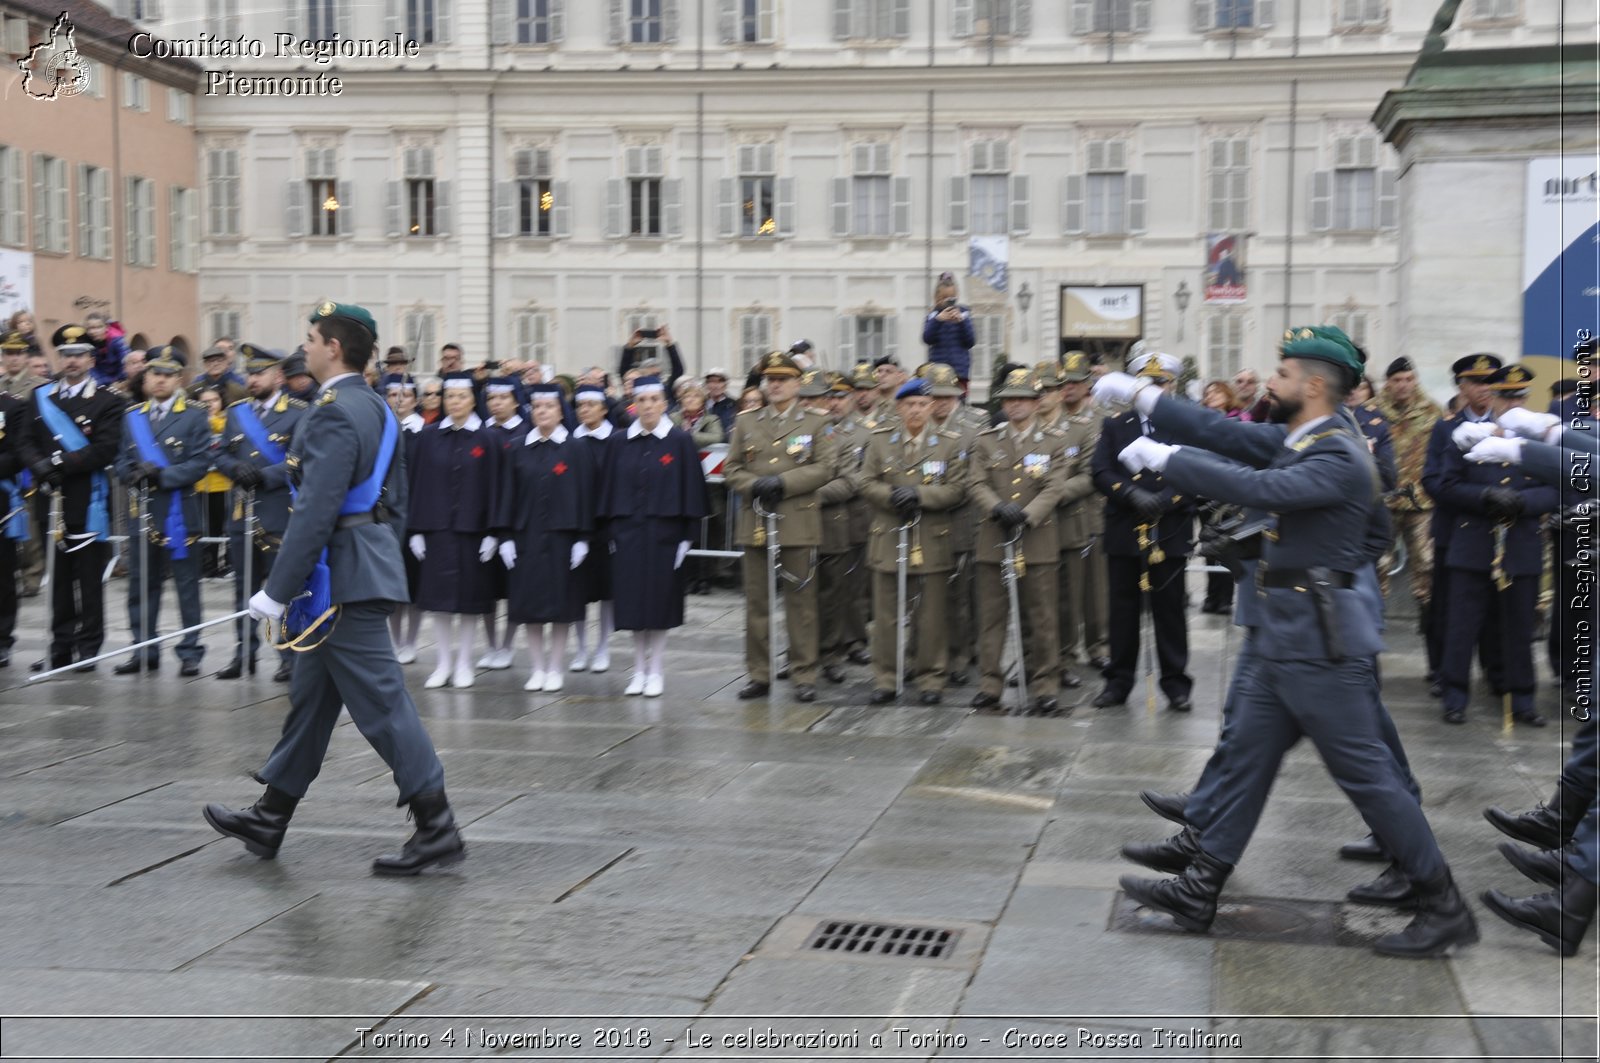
[922,272,977,387]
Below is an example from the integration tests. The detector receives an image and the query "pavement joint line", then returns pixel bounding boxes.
[327,981,441,1058]
[7,740,128,778]
[589,726,673,758]
[456,793,525,830]
[550,846,638,904]
[103,839,224,888]
[169,892,322,973]
[47,779,177,827]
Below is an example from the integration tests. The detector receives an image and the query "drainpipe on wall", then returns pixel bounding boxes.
[1281,0,1302,333]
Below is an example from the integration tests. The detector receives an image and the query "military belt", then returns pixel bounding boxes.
[1260,568,1355,590]
[334,508,388,530]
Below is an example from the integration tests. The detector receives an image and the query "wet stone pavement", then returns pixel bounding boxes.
[0,575,1595,1062]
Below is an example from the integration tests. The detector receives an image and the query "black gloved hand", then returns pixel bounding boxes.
[1481,486,1524,520]
[992,502,1027,529]
[1124,486,1165,524]
[28,457,60,486]
[753,476,785,504]
[231,465,264,489]
[135,461,164,488]
[889,486,920,514]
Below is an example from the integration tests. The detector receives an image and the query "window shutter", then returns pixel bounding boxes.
[1071,0,1092,33]
[338,0,353,38]
[1086,139,1105,172]
[831,177,850,237]
[335,179,351,233]
[664,0,679,42]
[605,178,623,238]
[491,0,511,43]
[1009,173,1030,235]
[833,0,852,37]
[663,178,683,238]
[1107,140,1127,171]
[76,164,90,256]
[286,179,306,238]
[719,0,738,41]
[736,144,754,175]
[167,185,179,268]
[124,177,137,264]
[775,177,795,237]
[384,0,399,35]
[145,0,162,18]
[892,176,911,237]
[952,0,973,37]
[1127,172,1147,234]
[385,180,402,237]
[718,177,737,237]
[1132,0,1151,30]
[1062,174,1085,234]
[1191,0,1214,31]
[1257,0,1275,27]
[885,314,899,359]
[758,143,776,173]
[1207,171,1227,230]
[875,142,891,174]
[551,0,566,40]
[948,176,968,236]
[892,0,911,37]
[1377,168,1398,230]
[1310,169,1332,232]
[1228,170,1248,229]
[608,0,624,43]
[434,179,452,237]
[836,315,854,365]
[30,155,45,250]
[494,181,514,237]
[434,0,451,42]
[992,140,1010,173]
[552,180,571,236]
[285,0,298,36]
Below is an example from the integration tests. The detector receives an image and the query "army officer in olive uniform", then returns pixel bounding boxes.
[852,377,968,704]
[968,369,1070,715]
[723,351,841,702]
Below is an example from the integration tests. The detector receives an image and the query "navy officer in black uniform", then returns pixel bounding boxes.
[213,345,308,682]
[205,302,463,876]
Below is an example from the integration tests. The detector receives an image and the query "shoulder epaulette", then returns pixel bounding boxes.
[736,406,760,416]
[227,397,250,409]
[871,424,896,433]
[285,397,309,409]
[979,423,1005,435]
[317,390,337,406]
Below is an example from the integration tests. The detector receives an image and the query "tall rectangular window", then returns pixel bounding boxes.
[736,0,774,42]
[517,0,552,42]
[1206,136,1249,232]
[207,147,240,237]
[405,147,436,237]
[627,145,663,237]
[169,186,197,272]
[516,148,553,236]
[209,308,242,341]
[0,146,24,248]
[738,313,773,365]
[968,139,1010,236]
[207,0,240,37]
[851,142,891,237]
[1334,168,1375,231]
[514,310,550,362]
[306,148,340,237]
[122,72,148,111]
[738,143,776,237]
[1215,0,1254,27]
[404,311,437,366]
[1328,309,1370,348]
[306,0,337,40]
[971,312,1006,366]
[31,153,69,254]
[407,0,437,43]
[855,316,886,361]
[1205,313,1245,378]
[630,0,662,42]
[166,87,191,124]
[124,176,155,267]
[77,164,111,260]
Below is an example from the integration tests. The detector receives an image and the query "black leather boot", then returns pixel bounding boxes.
[216,658,248,680]
[1482,872,1598,958]
[371,790,466,875]
[1139,789,1191,826]
[1484,788,1583,851]
[1120,849,1233,933]
[203,785,299,858]
[1373,872,1479,958]
[1338,833,1389,862]
[1347,863,1418,908]
[1121,826,1201,874]
[1499,841,1568,889]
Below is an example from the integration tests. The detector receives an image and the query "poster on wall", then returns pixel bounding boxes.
[1523,158,1599,365]
[1203,233,1247,304]
[1060,285,1144,340]
[0,249,35,326]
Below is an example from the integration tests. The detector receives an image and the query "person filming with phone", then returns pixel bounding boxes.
[922,272,977,390]
[619,324,686,397]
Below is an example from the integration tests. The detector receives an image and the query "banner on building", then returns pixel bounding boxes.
[969,235,1009,294]
[1523,158,1599,362]
[1204,233,1247,304]
[0,249,34,325]
[1060,285,1143,340]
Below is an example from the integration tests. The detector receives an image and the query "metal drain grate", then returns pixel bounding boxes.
[803,920,963,959]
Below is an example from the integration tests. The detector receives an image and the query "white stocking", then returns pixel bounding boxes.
[454,616,475,674]
[646,629,668,678]
[430,612,455,672]
[482,611,498,652]
[402,606,422,648]
[548,623,568,667]
[599,601,615,650]
[524,624,547,675]
[632,630,648,677]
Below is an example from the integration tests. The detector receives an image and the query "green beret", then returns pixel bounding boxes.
[309,301,378,341]
[1279,325,1362,385]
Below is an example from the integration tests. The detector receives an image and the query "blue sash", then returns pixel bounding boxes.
[34,383,109,540]
[233,402,286,465]
[0,478,26,540]
[285,407,400,640]
[126,407,192,560]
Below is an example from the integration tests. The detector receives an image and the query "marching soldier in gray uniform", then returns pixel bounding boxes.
[206,302,463,876]
[968,368,1070,715]
[924,363,984,684]
[853,377,969,703]
[807,370,867,683]
[724,351,840,702]
[213,345,308,682]
[113,347,212,677]
[1054,352,1109,674]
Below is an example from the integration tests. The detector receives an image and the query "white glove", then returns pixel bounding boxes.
[1119,435,1177,474]
[1091,371,1150,409]
[674,540,691,569]
[1451,421,1497,452]
[569,540,588,569]
[408,534,426,560]
[1465,436,1526,465]
[478,536,498,563]
[1496,406,1561,442]
[499,540,517,568]
[247,588,284,623]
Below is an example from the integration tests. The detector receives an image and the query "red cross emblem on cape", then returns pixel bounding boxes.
[553,461,568,475]
[659,453,673,466]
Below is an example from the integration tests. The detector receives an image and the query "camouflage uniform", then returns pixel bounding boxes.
[1378,388,1443,605]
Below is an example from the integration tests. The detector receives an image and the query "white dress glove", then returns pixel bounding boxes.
[1496,406,1561,442]
[1465,436,1526,465]
[1451,421,1497,451]
[569,540,589,569]
[1119,435,1177,475]
[408,534,426,560]
[247,588,284,623]
[674,541,691,570]
[499,540,517,568]
[478,536,498,563]
[1091,371,1149,409]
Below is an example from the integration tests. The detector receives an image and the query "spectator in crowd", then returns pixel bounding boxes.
[382,347,410,373]
[738,385,766,413]
[618,324,686,393]
[194,386,233,579]
[0,331,44,398]
[6,309,42,355]
[1232,367,1270,422]
[282,351,317,403]
[418,378,444,425]
[438,343,465,375]
[114,350,148,404]
[26,353,52,383]
[81,313,129,386]
[922,272,977,385]
[188,346,248,405]
[672,378,725,447]
[705,368,737,435]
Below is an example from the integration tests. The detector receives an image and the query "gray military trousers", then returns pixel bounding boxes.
[260,601,446,802]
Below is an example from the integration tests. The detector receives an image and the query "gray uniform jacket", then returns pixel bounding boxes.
[114,396,213,536]
[265,377,409,606]
[214,393,310,535]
